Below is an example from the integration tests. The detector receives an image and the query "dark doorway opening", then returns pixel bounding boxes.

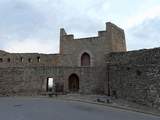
[68,74,79,92]
[55,83,64,92]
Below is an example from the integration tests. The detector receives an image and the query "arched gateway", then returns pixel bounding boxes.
[68,74,79,92]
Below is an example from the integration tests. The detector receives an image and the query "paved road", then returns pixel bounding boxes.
[0,97,159,120]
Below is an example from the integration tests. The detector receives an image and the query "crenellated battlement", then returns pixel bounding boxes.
[60,22,126,56]
[60,22,125,42]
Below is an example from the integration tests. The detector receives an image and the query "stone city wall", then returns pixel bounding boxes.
[0,66,106,96]
[107,48,160,109]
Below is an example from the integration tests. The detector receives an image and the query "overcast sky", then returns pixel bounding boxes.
[0,0,160,53]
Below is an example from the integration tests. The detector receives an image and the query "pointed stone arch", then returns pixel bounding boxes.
[81,52,90,66]
[68,74,79,92]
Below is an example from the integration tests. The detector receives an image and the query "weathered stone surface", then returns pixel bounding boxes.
[107,48,160,110]
[0,22,126,97]
[0,66,106,96]
[2,21,160,111]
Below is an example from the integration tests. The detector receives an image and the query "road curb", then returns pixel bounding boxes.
[60,98,160,117]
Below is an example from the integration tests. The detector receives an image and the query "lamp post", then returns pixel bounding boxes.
[107,62,110,96]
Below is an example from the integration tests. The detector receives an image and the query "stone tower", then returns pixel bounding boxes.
[59,22,126,67]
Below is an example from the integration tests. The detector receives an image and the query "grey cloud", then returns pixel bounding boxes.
[131,18,160,40]
[127,17,160,50]
[0,0,109,53]
[0,1,48,39]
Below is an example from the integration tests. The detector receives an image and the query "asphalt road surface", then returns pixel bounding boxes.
[0,97,159,120]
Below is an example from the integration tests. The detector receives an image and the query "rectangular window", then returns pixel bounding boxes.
[28,58,32,63]
[0,58,3,62]
[20,57,24,62]
[7,58,10,62]
[37,57,40,62]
